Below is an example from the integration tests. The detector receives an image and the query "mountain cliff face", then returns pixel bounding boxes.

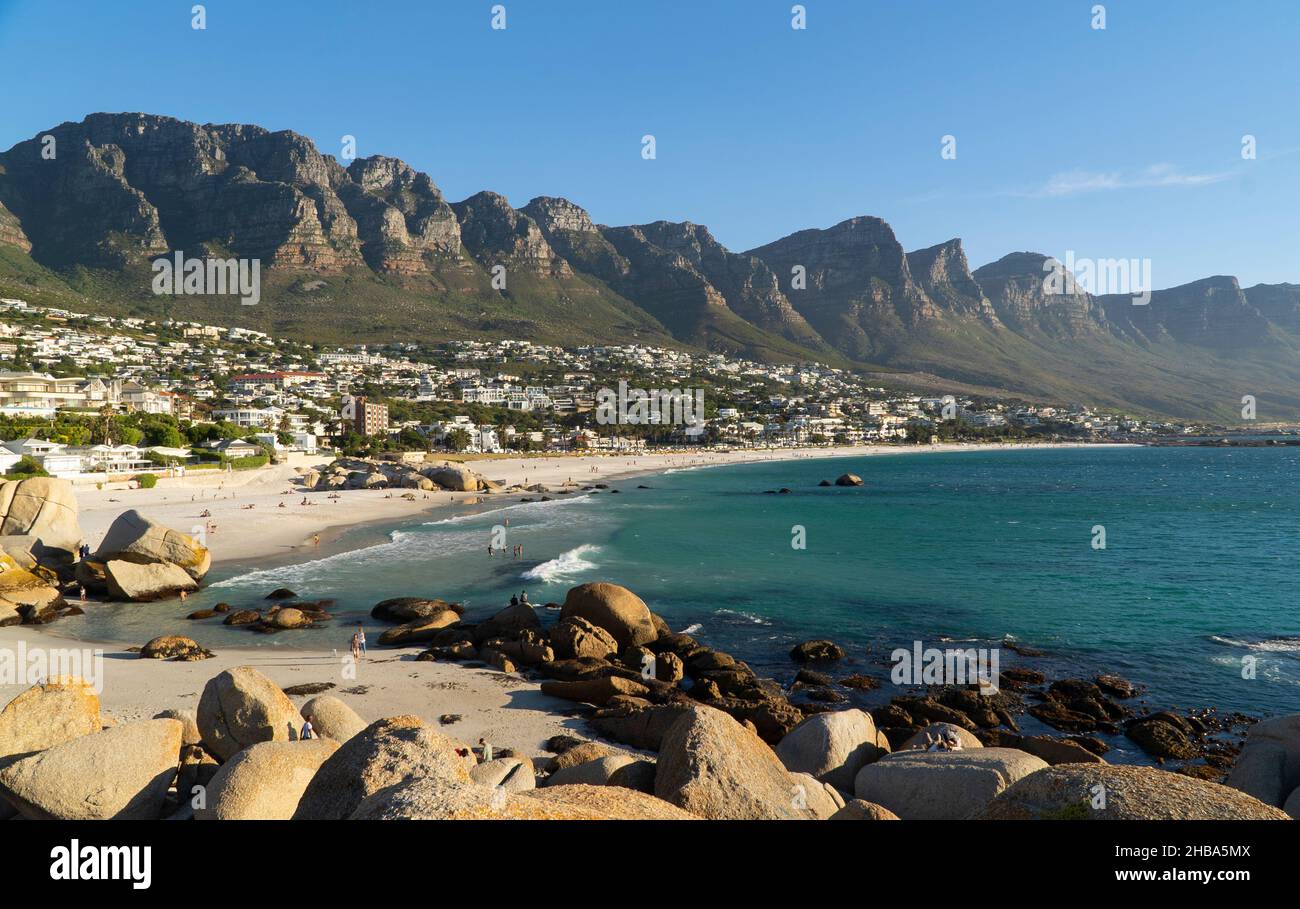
[973,252,1108,338]
[1099,276,1275,349]
[905,239,1000,324]
[744,217,937,361]
[3,112,1300,420]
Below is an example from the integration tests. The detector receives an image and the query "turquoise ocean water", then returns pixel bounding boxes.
[62,446,1300,726]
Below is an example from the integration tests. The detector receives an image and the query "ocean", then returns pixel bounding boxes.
[61,446,1300,731]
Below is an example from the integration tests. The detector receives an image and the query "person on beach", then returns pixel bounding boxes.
[487,544,494,557]
[78,543,90,560]
[350,631,361,662]
[478,738,493,762]
[78,585,87,602]
[312,534,320,547]
[179,589,188,602]
[301,717,315,740]
[356,622,367,657]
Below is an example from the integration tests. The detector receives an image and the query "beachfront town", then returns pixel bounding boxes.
[0,296,1204,478]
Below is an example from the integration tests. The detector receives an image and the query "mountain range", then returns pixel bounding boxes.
[2,112,1299,422]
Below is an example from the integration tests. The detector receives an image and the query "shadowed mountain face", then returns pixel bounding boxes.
[3,112,1300,420]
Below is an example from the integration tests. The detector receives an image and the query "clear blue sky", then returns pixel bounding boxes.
[2,0,1297,288]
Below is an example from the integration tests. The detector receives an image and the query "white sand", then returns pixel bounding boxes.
[0,625,586,758]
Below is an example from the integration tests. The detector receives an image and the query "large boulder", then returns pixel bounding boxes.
[854,748,1048,820]
[977,764,1292,820]
[834,473,863,487]
[300,696,367,743]
[0,719,181,819]
[654,704,816,820]
[1225,742,1288,806]
[370,597,462,623]
[0,477,82,559]
[423,463,483,492]
[526,785,696,820]
[898,722,984,752]
[94,509,211,580]
[473,601,541,643]
[104,560,197,602]
[197,739,339,820]
[469,757,536,792]
[560,582,658,649]
[293,715,475,820]
[140,635,213,661]
[197,666,301,761]
[545,754,638,788]
[1235,713,1300,795]
[550,616,619,660]
[377,611,461,645]
[0,677,101,765]
[776,709,885,792]
[0,546,64,617]
[830,799,901,820]
[539,675,651,706]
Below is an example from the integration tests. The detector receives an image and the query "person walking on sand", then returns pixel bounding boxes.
[356,622,367,658]
[350,630,361,662]
[300,716,315,740]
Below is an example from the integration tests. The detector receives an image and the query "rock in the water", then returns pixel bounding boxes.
[654,704,816,820]
[197,739,339,820]
[854,748,1048,820]
[776,708,885,791]
[0,677,101,764]
[1126,713,1199,760]
[292,715,474,820]
[370,597,462,623]
[830,799,901,820]
[140,635,213,661]
[0,719,181,819]
[789,639,845,662]
[95,509,211,580]
[104,560,197,602]
[300,696,367,744]
[560,582,658,649]
[834,473,864,487]
[197,666,301,761]
[977,764,1292,820]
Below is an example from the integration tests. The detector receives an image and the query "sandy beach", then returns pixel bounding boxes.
[73,442,1115,567]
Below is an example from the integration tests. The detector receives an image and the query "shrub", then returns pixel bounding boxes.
[133,473,158,489]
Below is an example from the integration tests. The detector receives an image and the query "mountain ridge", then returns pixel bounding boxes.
[2,112,1298,422]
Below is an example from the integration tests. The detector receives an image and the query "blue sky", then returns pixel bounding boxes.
[2,0,1297,288]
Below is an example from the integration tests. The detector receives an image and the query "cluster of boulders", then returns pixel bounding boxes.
[301,458,502,494]
[0,665,1292,821]
[78,509,211,602]
[0,476,212,619]
[178,587,336,637]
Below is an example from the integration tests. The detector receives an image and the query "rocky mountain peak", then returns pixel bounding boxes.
[520,196,597,234]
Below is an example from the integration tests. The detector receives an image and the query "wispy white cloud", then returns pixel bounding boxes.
[1026,163,1231,198]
